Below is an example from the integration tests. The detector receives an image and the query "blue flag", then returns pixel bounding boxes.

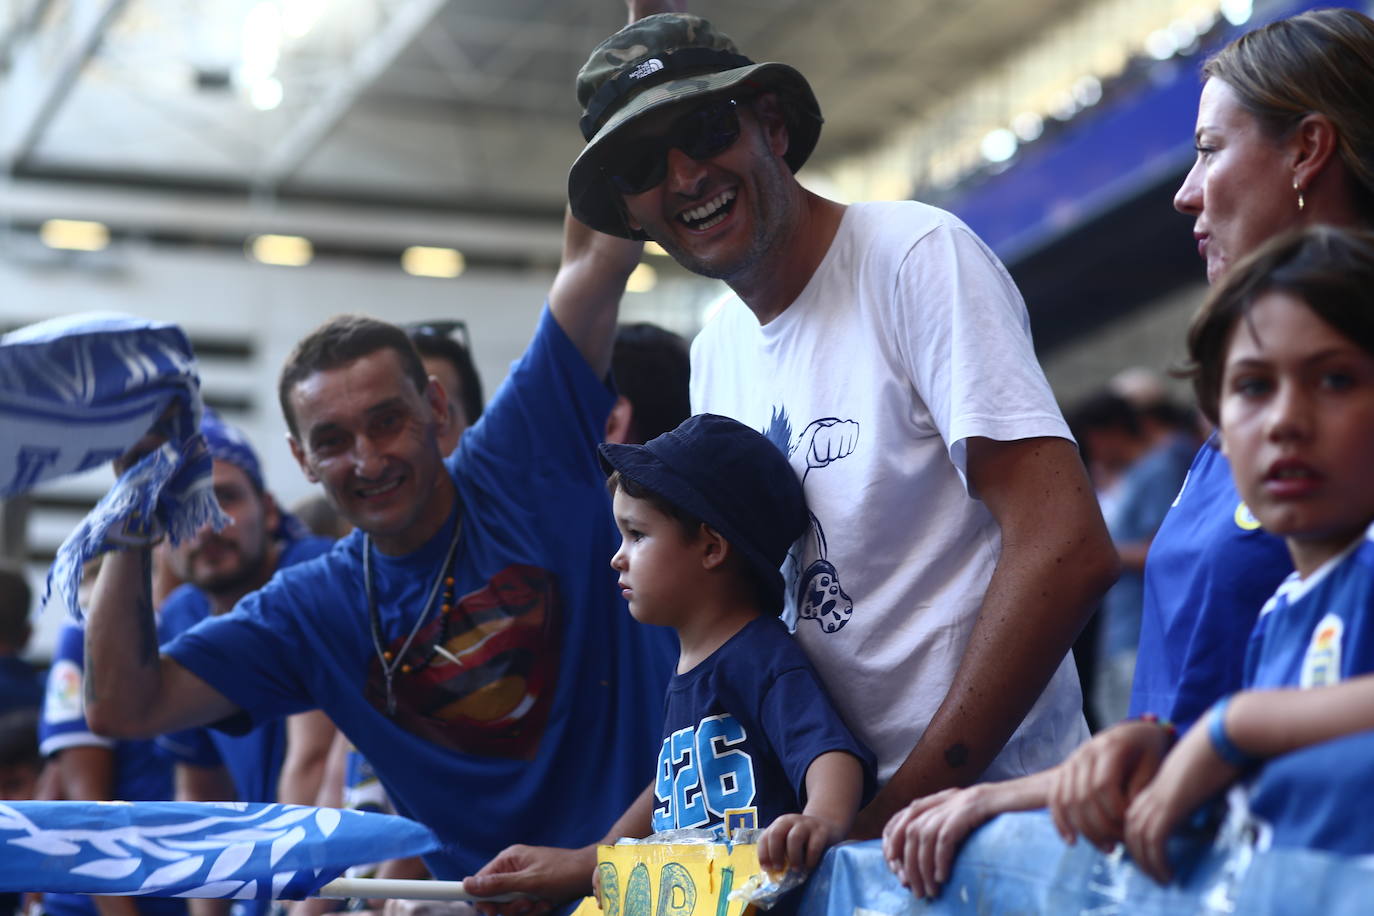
[0,801,439,900]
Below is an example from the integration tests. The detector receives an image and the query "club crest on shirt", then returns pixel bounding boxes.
[365,564,560,759]
[43,658,84,724]
[1301,613,1343,688]
[1234,501,1262,531]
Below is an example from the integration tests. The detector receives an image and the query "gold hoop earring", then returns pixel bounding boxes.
[1294,179,1305,212]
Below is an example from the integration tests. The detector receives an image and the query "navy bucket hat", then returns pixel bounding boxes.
[598,413,807,611]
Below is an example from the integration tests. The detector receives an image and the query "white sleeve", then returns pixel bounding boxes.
[889,219,1072,488]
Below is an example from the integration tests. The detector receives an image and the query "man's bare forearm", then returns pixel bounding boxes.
[548,208,643,378]
[85,547,239,738]
[84,548,160,734]
[855,437,1117,835]
[600,781,655,844]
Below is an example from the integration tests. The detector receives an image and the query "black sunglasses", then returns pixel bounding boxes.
[405,319,471,352]
[602,98,742,195]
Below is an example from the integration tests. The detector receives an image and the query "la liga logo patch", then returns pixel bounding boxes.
[1301,613,1343,688]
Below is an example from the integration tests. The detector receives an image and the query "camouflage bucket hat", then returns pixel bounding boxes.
[569,13,822,239]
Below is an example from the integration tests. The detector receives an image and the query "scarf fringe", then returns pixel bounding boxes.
[44,435,229,622]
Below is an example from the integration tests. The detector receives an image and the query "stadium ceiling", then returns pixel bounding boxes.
[0,0,1098,221]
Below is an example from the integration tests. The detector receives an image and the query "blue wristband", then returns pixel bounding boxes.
[1207,696,1260,769]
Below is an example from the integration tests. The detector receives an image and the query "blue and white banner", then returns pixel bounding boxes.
[0,801,439,900]
[0,312,230,620]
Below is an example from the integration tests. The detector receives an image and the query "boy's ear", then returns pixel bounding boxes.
[699,524,731,571]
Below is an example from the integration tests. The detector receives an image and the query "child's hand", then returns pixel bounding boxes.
[756,813,841,876]
[1122,719,1241,883]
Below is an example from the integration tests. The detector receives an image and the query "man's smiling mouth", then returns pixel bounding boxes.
[358,478,403,498]
[679,189,736,230]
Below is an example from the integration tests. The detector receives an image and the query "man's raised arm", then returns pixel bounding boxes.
[84,545,238,739]
[852,436,1118,837]
[546,208,644,378]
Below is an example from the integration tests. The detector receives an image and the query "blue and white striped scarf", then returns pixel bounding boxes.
[0,312,228,619]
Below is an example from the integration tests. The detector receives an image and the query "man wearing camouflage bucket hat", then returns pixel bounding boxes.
[572,0,1119,841]
[463,3,1117,909]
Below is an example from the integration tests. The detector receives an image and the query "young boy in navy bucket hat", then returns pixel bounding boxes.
[598,412,875,882]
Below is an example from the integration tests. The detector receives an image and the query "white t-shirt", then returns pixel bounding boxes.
[691,200,1089,783]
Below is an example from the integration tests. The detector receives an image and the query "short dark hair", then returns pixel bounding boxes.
[1137,399,1196,435]
[290,493,353,540]
[278,315,430,438]
[1065,392,1142,438]
[0,563,32,651]
[1185,225,1374,425]
[0,708,39,770]
[407,326,485,427]
[612,323,691,445]
[607,470,702,541]
[606,469,773,611]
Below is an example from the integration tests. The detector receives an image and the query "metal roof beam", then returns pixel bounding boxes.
[255,0,450,190]
[2,0,129,170]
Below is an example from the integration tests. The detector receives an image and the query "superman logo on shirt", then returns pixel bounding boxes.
[365,563,560,760]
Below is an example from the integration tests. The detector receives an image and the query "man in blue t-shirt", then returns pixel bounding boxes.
[78,211,676,890]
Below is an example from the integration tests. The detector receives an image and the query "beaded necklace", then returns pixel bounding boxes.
[364,517,462,716]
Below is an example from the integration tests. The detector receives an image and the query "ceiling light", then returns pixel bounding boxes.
[249,77,283,111]
[1220,0,1253,26]
[1011,112,1044,143]
[1048,90,1078,122]
[1072,76,1102,108]
[248,234,312,267]
[1188,7,1219,33]
[1145,29,1179,60]
[626,263,657,294]
[281,0,325,39]
[402,246,465,279]
[1170,19,1199,47]
[240,2,282,85]
[40,219,110,252]
[980,129,1017,164]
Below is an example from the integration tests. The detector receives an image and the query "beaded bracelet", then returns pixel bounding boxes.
[1136,712,1178,743]
[1206,695,1261,769]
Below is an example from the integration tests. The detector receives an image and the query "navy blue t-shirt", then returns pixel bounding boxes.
[155,535,334,805]
[653,616,875,834]
[164,307,676,879]
[1129,440,1292,729]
